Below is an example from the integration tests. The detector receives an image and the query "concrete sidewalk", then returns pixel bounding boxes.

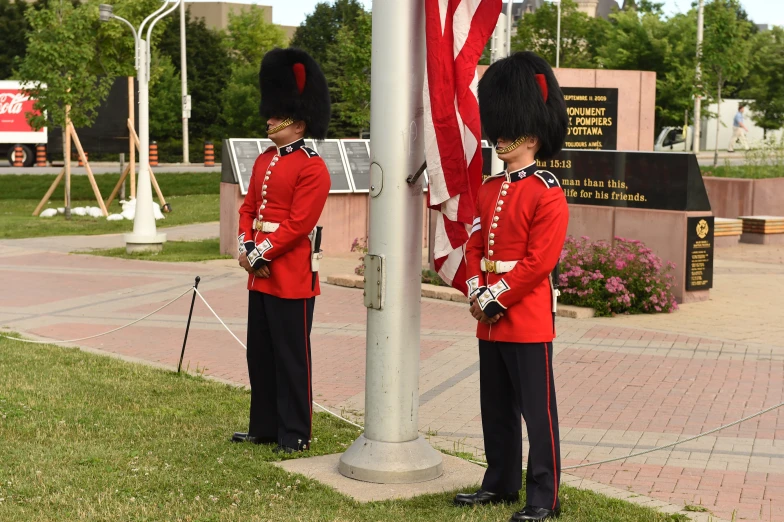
[0,231,781,521]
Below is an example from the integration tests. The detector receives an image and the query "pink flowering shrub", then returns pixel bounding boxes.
[558,236,678,317]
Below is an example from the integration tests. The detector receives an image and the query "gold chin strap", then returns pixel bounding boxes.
[267,118,294,135]
[495,136,528,155]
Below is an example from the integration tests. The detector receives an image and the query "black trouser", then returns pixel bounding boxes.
[246,291,315,450]
[479,340,561,511]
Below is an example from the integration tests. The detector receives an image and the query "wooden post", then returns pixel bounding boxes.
[105,163,132,209]
[33,169,65,216]
[68,122,108,216]
[128,76,136,199]
[65,105,72,219]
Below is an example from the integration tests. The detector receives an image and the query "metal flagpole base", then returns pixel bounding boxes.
[339,435,443,484]
[125,232,167,253]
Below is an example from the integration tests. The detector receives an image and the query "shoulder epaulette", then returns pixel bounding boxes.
[302,146,320,158]
[533,170,560,189]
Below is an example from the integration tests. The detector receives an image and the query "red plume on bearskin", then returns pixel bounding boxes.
[259,47,331,140]
[478,51,567,159]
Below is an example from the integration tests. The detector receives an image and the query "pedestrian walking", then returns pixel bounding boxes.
[728,103,750,152]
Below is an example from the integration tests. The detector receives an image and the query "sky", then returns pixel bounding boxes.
[186,0,784,28]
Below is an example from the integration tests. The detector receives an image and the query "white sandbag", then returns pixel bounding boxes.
[39,208,58,218]
[71,207,87,216]
[87,207,104,218]
[106,214,124,221]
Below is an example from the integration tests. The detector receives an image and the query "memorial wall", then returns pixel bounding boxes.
[221,68,712,302]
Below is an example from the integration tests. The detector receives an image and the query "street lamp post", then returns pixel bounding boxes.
[693,0,705,153]
[555,0,561,68]
[100,2,180,253]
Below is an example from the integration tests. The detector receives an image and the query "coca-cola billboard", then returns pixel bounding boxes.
[0,81,47,144]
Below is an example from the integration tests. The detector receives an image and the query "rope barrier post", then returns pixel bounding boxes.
[178,276,201,373]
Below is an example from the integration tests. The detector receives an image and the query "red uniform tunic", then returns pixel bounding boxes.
[464,163,569,343]
[238,139,331,299]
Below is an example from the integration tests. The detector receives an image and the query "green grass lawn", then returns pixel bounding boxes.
[0,172,221,240]
[701,164,784,179]
[0,336,691,521]
[82,238,231,263]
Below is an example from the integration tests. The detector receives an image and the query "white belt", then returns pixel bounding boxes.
[481,258,517,274]
[253,219,279,233]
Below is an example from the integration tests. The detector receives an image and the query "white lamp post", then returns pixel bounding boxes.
[553,0,562,68]
[100,2,179,253]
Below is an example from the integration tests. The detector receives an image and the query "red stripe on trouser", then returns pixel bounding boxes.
[544,342,558,509]
[304,301,312,442]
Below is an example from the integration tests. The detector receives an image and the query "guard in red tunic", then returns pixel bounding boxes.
[232,48,331,454]
[453,52,569,521]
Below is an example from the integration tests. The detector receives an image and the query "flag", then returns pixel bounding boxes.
[424,0,501,295]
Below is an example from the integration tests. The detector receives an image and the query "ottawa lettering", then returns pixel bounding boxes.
[568,127,605,136]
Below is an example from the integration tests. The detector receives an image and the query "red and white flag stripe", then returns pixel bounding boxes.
[424,0,501,294]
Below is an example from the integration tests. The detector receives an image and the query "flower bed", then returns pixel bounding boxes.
[558,236,678,317]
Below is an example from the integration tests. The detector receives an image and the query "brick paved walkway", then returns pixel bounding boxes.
[1,233,782,521]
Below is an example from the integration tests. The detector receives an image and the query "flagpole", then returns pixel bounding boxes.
[338,0,443,483]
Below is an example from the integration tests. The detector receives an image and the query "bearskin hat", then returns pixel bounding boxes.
[478,51,568,159]
[259,47,331,140]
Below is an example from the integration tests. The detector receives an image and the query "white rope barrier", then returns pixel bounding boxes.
[1,287,193,345]
[193,288,364,431]
[193,286,784,468]
[5,280,781,470]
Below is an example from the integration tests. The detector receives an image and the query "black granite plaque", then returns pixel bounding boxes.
[562,87,618,150]
[533,150,711,211]
[230,140,263,195]
[314,140,351,192]
[686,216,714,291]
[343,141,371,192]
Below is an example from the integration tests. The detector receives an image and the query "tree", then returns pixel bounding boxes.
[95,0,172,79]
[149,53,182,142]
[226,5,286,67]
[511,0,606,69]
[323,9,371,136]
[0,0,29,79]
[597,9,697,129]
[17,0,114,217]
[289,0,366,65]
[221,63,262,138]
[743,26,784,136]
[17,1,114,138]
[156,8,231,146]
[701,0,752,164]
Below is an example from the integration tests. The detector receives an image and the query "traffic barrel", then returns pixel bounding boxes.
[149,141,159,167]
[13,145,23,167]
[204,141,215,167]
[78,151,88,167]
[36,145,47,167]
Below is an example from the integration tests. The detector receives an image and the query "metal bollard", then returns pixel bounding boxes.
[204,141,214,167]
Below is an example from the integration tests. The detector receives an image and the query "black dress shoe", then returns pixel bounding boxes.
[510,506,560,521]
[231,432,276,444]
[454,489,519,506]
